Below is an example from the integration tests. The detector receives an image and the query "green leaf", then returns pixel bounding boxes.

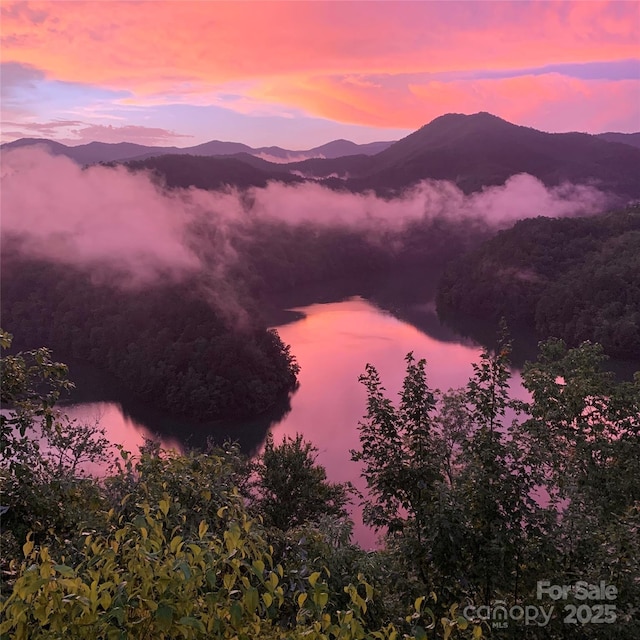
[155,604,174,630]
[230,602,243,628]
[170,536,183,554]
[456,616,469,629]
[252,559,265,576]
[175,560,192,580]
[413,626,428,640]
[52,564,75,577]
[178,616,206,633]
[244,587,259,614]
[22,538,34,558]
[111,607,124,625]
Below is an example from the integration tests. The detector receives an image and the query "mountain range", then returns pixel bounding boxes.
[3,113,640,199]
[0,136,394,165]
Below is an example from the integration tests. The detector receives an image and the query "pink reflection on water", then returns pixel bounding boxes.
[268,297,485,549]
[61,402,182,475]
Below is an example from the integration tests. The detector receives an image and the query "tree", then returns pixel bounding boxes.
[352,352,445,532]
[518,339,640,630]
[352,352,470,598]
[352,337,640,638]
[1,330,110,556]
[455,336,544,603]
[251,434,353,531]
[0,329,73,462]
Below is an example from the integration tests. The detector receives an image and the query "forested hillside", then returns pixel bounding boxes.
[123,154,303,190]
[436,206,640,359]
[350,113,640,197]
[1,254,299,422]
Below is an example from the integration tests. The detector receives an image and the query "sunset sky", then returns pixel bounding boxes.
[1,0,639,148]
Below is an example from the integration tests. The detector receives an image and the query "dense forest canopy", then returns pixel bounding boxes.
[436,205,640,360]
[1,251,299,422]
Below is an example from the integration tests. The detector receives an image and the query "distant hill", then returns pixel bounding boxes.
[0,138,173,164]
[1,137,70,154]
[309,139,393,158]
[596,132,640,150]
[129,141,254,162]
[0,136,394,165]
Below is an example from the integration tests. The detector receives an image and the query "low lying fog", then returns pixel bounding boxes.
[1,146,613,285]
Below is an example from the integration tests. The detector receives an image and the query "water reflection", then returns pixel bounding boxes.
[48,294,634,547]
[61,360,293,455]
[59,402,183,459]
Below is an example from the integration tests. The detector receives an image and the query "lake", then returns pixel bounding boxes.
[60,294,528,547]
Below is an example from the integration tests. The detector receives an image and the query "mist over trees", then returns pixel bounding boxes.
[0,253,299,422]
[2,174,637,431]
[2,115,626,426]
[1,199,486,425]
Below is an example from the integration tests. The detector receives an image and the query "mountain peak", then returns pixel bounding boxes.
[421,111,513,131]
[373,112,518,167]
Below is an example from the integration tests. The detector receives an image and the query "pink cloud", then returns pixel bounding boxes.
[63,124,193,145]
[409,75,640,133]
[1,121,193,146]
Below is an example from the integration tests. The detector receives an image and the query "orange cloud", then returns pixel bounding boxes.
[409,75,640,132]
[251,73,640,132]
[2,1,638,87]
